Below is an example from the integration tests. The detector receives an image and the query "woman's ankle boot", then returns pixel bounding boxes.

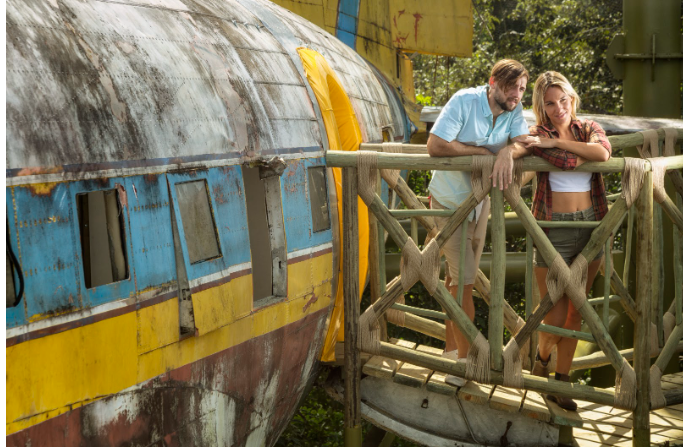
[546,372,578,411]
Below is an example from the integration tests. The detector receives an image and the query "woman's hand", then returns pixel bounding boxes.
[524,135,558,149]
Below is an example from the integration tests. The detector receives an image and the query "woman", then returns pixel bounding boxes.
[524,71,612,411]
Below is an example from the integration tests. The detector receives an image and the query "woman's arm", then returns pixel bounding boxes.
[530,138,609,162]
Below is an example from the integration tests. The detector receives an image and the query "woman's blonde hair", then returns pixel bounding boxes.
[532,71,580,126]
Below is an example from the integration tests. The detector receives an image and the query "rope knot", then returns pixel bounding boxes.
[380,143,402,189]
[400,238,440,295]
[546,255,571,305]
[621,157,646,208]
[470,155,495,201]
[357,150,379,205]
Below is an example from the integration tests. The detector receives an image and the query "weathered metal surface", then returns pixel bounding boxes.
[6,0,410,445]
[6,309,327,447]
[7,0,405,177]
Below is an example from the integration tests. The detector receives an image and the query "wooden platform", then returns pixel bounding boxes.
[341,340,683,447]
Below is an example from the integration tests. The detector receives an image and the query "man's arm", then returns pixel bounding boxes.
[490,137,535,190]
[427,133,493,157]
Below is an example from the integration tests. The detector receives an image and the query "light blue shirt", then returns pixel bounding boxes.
[428,85,529,216]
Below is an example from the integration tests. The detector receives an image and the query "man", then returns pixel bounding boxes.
[428,59,534,386]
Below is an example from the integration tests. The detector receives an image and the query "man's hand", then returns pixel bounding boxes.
[490,146,514,190]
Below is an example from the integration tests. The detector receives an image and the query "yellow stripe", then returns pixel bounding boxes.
[6,253,333,435]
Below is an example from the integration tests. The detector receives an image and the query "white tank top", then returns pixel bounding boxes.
[549,171,592,192]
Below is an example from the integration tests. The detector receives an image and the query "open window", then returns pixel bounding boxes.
[76,189,129,288]
[242,160,287,305]
[308,166,331,233]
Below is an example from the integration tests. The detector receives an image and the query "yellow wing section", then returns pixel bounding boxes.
[297,48,370,363]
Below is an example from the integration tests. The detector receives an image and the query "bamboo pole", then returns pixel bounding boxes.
[457,222,467,306]
[653,198,664,347]
[675,196,683,326]
[360,128,683,153]
[658,195,683,233]
[375,174,388,339]
[610,270,639,322]
[604,238,612,329]
[392,312,447,341]
[474,270,524,338]
[389,209,454,217]
[327,151,682,173]
[570,342,681,371]
[368,172,387,342]
[489,187,505,371]
[342,167,361,447]
[538,324,595,343]
[633,170,653,446]
[391,303,448,320]
[653,324,683,372]
[623,206,635,287]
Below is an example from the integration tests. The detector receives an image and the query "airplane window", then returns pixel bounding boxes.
[175,180,222,264]
[76,189,129,288]
[308,167,331,232]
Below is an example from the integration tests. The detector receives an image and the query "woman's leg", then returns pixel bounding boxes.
[535,266,570,362]
[554,259,602,375]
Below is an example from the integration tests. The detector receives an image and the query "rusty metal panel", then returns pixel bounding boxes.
[389,0,472,56]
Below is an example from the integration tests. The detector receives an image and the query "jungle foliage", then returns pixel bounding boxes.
[414,0,623,115]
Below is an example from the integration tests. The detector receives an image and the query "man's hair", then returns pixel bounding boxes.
[490,59,529,90]
[531,71,580,126]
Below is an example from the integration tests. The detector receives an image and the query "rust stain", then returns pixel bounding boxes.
[393,9,405,28]
[116,183,128,208]
[302,292,318,313]
[28,182,59,196]
[413,13,422,43]
[16,166,63,177]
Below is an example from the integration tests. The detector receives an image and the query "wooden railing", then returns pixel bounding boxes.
[327,128,683,447]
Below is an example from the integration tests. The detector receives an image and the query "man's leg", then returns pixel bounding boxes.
[444,283,475,357]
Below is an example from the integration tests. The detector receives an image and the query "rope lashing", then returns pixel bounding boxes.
[663,128,679,157]
[614,357,637,410]
[359,305,381,355]
[385,296,406,326]
[465,332,491,384]
[545,255,571,305]
[380,143,402,189]
[621,157,647,208]
[649,364,667,410]
[470,155,495,201]
[400,238,440,295]
[649,158,669,204]
[502,316,527,388]
[638,129,660,158]
[357,150,379,205]
[503,158,524,207]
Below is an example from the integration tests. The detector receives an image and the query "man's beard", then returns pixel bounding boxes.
[494,92,516,112]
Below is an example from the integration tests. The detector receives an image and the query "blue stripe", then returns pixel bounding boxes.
[335,0,360,49]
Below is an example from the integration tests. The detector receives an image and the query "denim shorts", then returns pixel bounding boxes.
[534,207,604,268]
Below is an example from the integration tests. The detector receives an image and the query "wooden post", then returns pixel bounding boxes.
[603,237,612,329]
[675,195,683,327]
[653,198,664,346]
[369,171,388,341]
[633,170,653,447]
[343,167,362,447]
[623,206,635,287]
[490,187,505,371]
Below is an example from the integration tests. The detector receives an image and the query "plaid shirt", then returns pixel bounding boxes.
[530,120,612,222]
